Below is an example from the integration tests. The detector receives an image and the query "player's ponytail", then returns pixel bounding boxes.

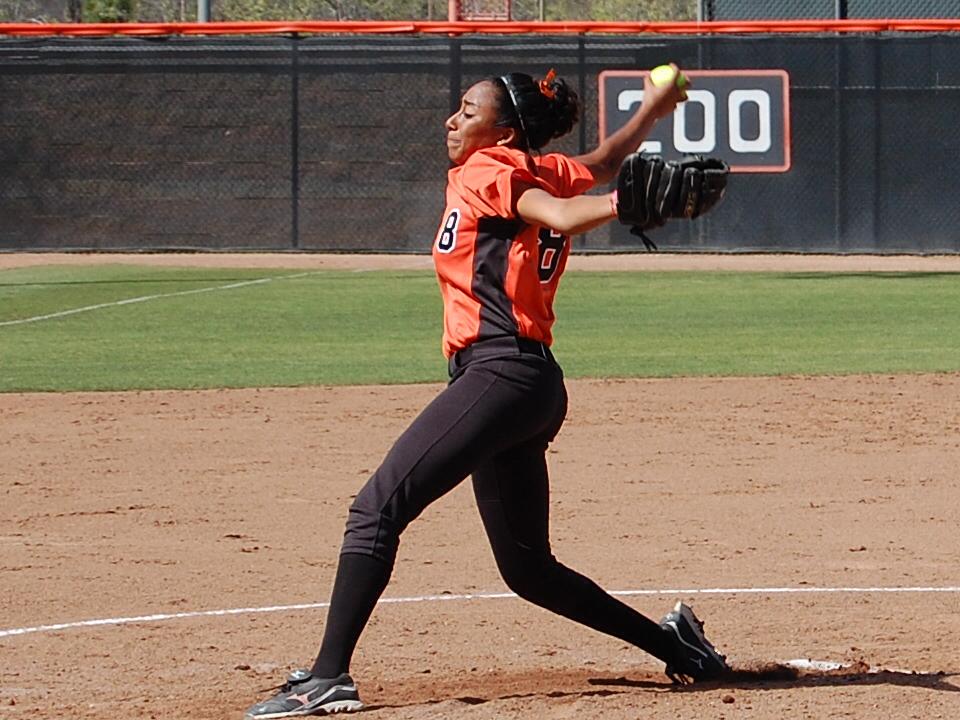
[493,71,580,152]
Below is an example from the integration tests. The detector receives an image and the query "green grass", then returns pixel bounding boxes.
[555,270,960,378]
[2,264,960,392]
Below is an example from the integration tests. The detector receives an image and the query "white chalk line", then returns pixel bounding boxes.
[2,585,959,639]
[781,659,919,675]
[0,270,321,327]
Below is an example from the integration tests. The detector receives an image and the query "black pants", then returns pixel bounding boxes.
[342,336,566,563]
[313,337,672,678]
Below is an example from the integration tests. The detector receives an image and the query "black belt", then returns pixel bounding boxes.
[449,335,553,374]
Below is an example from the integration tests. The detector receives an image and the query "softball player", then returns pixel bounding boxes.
[245,66,728,719]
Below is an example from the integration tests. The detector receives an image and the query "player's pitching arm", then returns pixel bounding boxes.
[573,63,688,185]
[515,64,693,238]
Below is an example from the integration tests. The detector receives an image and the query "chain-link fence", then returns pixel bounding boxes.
[6,0,960,22]
[3,32,960,253]
[705,0,960,19]
[0,0,698,22]
[509,1,696,21]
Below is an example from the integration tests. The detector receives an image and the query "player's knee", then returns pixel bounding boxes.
[342,492,402,564]
[497,553,558,604]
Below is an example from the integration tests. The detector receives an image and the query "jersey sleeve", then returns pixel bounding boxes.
[535,153,597,198]
[456,147,539,219]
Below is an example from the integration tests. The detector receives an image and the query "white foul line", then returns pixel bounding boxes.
[0,271,319,328]
[2,585,959,639]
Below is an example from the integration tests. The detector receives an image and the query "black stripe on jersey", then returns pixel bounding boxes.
[473,216,522,340]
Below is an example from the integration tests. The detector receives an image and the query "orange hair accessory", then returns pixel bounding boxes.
[538,68,557,99]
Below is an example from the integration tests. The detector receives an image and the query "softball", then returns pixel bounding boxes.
[650,64,688,89]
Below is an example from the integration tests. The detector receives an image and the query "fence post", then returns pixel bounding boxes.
[448,37,462,117]
[291,33,300,249]
[833,37,845,250]
[577,34,586,156]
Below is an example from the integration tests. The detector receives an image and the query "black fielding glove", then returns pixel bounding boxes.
[614,152,730,251]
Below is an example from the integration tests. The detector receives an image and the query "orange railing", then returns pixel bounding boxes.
[2,19,960,37]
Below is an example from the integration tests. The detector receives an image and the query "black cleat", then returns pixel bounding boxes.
[659,601,729,684]
[244,670,363,718]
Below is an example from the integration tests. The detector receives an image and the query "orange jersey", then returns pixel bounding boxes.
[432,146,595,358]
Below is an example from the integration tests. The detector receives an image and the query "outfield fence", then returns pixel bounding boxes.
[2,21,960,253]
[706,1,960,20]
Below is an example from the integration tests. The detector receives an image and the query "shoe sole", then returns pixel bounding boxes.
[320,700,364,715]
[245,699,363,719]
[663,602,728,671]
